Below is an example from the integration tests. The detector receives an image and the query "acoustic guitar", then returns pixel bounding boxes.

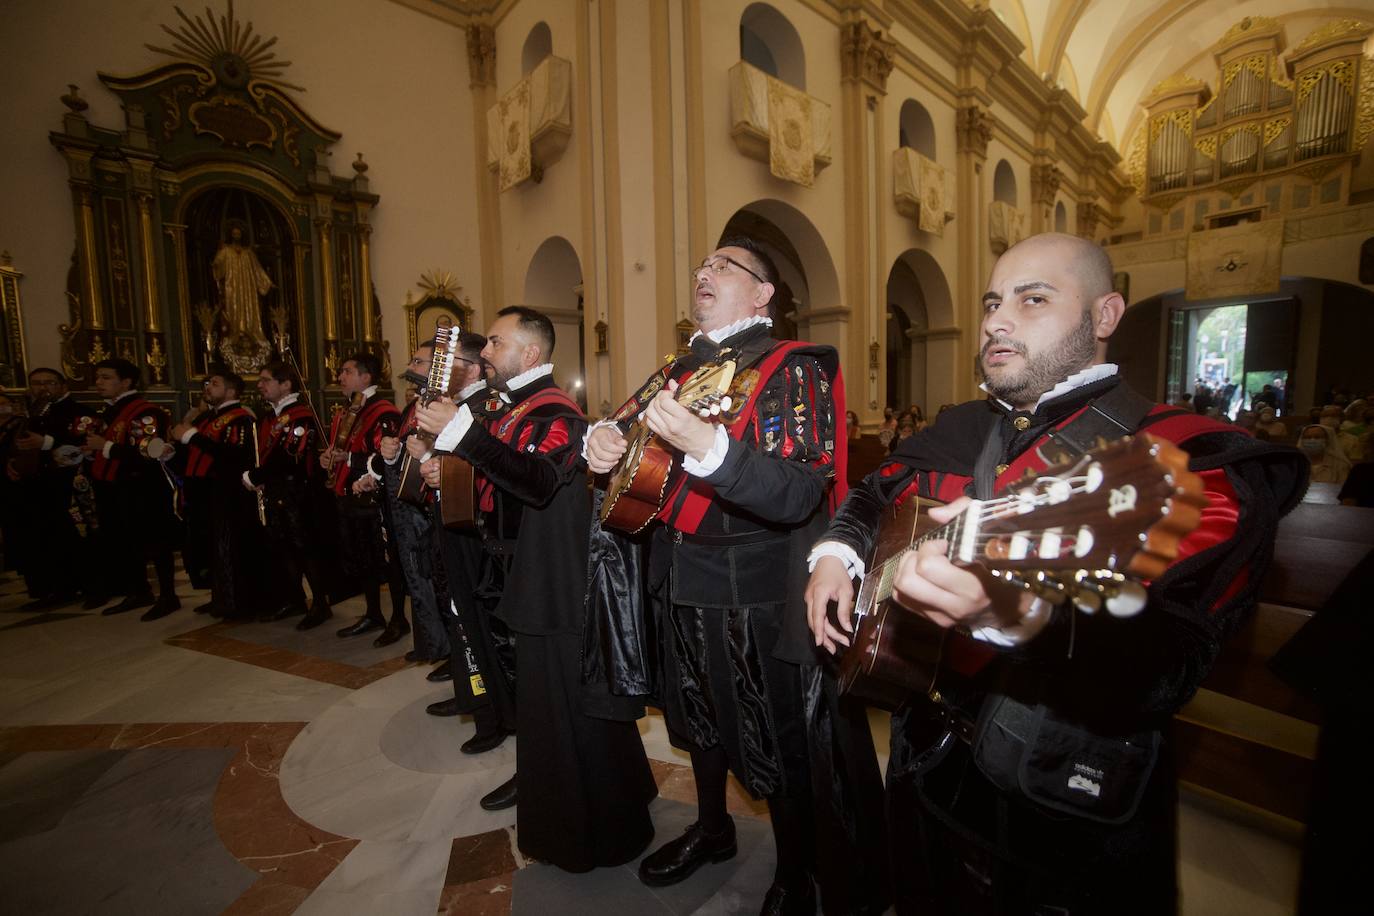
[598,360,749,534]
[837,433,1207,710]
[396,316,476,530]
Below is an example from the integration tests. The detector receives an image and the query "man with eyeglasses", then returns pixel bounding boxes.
[9,367,97,609]
[584,237,887,915]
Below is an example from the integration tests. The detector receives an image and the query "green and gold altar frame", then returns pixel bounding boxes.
[403,271,476,356]
[0,252,31,392]
[46,3,388,413]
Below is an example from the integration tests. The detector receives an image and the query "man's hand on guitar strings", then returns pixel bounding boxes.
[405,436,428,460]
[805,555,856,654]
[892,499,1033,630]
[643,379,718,462]
[420,457,442,488]
[586,424,629,473]
[415,397,458,436]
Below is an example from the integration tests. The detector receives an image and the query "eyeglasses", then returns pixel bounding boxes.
[690,256,766,286]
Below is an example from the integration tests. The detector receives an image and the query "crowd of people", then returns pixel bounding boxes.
[0,231,1312,915]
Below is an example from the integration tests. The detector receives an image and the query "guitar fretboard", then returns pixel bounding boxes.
[872,513,962,606]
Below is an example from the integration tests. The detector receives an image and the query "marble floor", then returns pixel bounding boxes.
[0,571,1303,915]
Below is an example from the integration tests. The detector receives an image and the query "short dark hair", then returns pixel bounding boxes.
[418,338,437,350]
[716,235,780,288]
[456,331,487,365]
[345,351,383,385]
[28,367,65,383]
[262,360,299,392]
[216,371,246,396]
[95,358,140,386]
[497,306,555,359]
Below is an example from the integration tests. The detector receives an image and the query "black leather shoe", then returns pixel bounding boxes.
[103,594,155,616]
[461,729,510,755]
[373,620,410,648]
[426,697,464,717]
[479,775,518,811]
[140,596,182,622]
[193,600,218,615]
[404,649,422,663]
[22,592,79,611]
[260,603,304,622]
[759,878,815,916]
[337,617,383,638]
[426,664,454,683]
[296,605,333,631]
[638,820,737,887]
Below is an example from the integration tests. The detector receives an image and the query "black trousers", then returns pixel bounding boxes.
[264,479,329,609]
[92,477,177,598]
[20,469,90,597]
[181,477,213,588]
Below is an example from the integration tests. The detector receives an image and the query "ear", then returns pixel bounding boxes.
[753,281,776,313]
[1093,291,1126,340]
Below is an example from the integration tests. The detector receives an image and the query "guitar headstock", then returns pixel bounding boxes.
[422,315,458,403]
[676,360,737,420]
[971,434,1206,616]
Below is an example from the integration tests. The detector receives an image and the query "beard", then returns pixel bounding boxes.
[980,307,1097,407]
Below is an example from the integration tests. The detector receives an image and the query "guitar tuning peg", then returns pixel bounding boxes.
[720,396,733,412]
[1031,571,1068,602]
[1105,580,1147,618]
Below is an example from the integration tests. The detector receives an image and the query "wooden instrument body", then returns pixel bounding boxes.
[599,422,676,533]
[437,455,476,530]
[396,436,435,507]
[324,392,365,490]
[837,498,948,710]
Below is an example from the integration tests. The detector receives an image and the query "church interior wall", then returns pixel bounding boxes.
[0,0,480,380]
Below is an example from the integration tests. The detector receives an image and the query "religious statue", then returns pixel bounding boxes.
[211,222,273,373]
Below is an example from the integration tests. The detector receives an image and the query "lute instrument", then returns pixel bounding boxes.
[598,360,755,533]
[323,391,365,491]
[396,316,476,530]
[837,433,1208,710]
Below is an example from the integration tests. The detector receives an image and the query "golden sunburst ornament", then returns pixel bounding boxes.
[147,0,305,93]
[417,270,464,301]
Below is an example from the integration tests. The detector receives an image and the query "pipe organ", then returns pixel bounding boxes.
[1131,18,1374,225]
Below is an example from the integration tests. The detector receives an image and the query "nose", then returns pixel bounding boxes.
[983,301,1013,338]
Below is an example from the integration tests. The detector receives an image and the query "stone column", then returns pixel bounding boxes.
[955,103,991,401]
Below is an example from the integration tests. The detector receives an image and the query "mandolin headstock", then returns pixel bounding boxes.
[969,434,1207,616]
[676,360,737,420]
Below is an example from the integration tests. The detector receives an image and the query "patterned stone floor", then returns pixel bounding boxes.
[0,570,1302,914]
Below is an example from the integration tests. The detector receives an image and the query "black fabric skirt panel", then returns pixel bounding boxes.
[337,502,388,584]
[889,713,1178,916]
[662,602,809,800]
[514,629,657,872]
[209,480,266,616]
[181,477,213,586]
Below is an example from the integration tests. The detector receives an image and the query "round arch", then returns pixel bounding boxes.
[740,3,805,89]
[523,236,585,404]
[993,160,1018,206]
[522,22,552,74]
[716,198,841,325]
[885,248,955,418]
[898,100,936,159]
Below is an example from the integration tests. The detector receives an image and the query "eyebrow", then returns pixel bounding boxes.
[983,281,1059,305]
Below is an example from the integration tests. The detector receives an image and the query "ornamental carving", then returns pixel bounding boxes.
[467,24,496,88]
[840,21,895,92]
[1293,19,1372,55]
[1216,16,1281,49]
[956,104,992,158]
[1031,162,1062,207]
[728,62,833,184]
[1296,59,1356,106]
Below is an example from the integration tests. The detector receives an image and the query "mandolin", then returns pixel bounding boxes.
[837,433,1207,710]
[598,360,752,533]
[324,391,366,491]
[397,317,462,512]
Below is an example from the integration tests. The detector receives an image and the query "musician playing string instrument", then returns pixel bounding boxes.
[414,306,655,872]
[243,361,332,630]
[804,233,1308,916]
[583,237,886,916]
[170,369,259,619]
[322,352,402,640]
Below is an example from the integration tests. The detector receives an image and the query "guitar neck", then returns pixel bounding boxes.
[869,513,963,608]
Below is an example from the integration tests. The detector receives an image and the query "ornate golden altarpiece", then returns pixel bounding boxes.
[47,2,388,412]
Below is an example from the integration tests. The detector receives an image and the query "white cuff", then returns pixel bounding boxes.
[241,470,254,490]
[682,425,729,477]
[102,441,114,459]
[41,435,54,451]
[366,461,383,482]
[433,404,474,453]
[807,540,867,580]
[179,428,197,445]
[582,418,622,461]
[969,597,1056,647]
[384,452,402,466]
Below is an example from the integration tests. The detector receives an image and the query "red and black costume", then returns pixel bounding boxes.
[820,373,1308,915]
[88,391,178,605]
[180,400,259,618]
[178,404,216,588]
[587,322,888,913]
[246,393,328,619]
[328,388,400,626]
[436,367,656,872]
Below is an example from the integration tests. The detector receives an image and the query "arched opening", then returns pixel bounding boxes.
[993,160,1017,206]
[523,236,585,409]
[885,249,954,419]
[898,99,936,159]
[1055,200,1068,232]
[716,199,842,345]
[740,3,805,89]
[521,22,553,74]
[182,185,300,378]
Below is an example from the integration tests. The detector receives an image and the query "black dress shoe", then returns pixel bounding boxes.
[103,594,155,616]
[261,603,305,622]
[479,774,518,811]
[337,617,384,638]
[404,649,422,663]
[193,600,219,615]
[22,592,79,611]
[373,620,410,648]
[426,664,454,683]
[461,729,510,755]
[296,605,333,630]
[759,878,815,916]
[426,697,464,717]
[638,820,737,887]
[140,596,182,622]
